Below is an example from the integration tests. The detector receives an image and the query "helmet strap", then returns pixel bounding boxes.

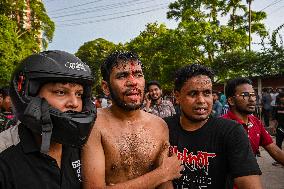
[40,99,53,154]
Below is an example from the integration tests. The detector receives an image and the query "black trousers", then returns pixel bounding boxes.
[276,127,284,149]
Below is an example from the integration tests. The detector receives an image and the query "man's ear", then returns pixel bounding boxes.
[101,80,110,96]
[227,97,235,106]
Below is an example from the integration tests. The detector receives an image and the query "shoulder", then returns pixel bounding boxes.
[142,111,168,131]
[0,144,22,163]
[207,117,243,133]
[248,115,262,125]
[210,117,239,126]
[163,114,179,129]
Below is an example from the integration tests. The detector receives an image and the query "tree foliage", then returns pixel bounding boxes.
[0,0,55,49]
[0,15,38,86]
[0,0,54,87]
[76,0,283,92]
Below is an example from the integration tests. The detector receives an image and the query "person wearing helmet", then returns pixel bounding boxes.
[0,50,96,189]
[82,51,183,189]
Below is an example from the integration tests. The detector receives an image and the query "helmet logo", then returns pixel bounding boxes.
[65,62,87,71]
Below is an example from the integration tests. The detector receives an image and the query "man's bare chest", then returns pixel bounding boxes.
[101,128,161,178]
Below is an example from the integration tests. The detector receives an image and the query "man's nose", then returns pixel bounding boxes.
[66,95,80,110]
[126,75,138,86]
[196,94,206,103]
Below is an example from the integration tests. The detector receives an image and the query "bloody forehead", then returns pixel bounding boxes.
[112,60,142,71]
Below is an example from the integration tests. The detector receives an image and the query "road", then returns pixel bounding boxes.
[258,138,284,189]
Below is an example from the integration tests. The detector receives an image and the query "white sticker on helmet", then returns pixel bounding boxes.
[65,62,87,71]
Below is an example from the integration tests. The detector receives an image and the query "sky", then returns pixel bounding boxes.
[43,0,284,54]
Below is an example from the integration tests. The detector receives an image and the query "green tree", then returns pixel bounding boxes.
[126,23,193,91]
[0,15,35,86]
[0,0,54,86]
[0,0,55,49]
[76,38,124,94]
[167,0,267,52]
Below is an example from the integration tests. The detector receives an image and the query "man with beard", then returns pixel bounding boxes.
[164,65,262,189]
[82,51,183,189]
[222,78,284,166]
[144,80,176,118]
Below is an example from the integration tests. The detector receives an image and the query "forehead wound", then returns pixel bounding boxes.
[190,76,212,85]
[113,60,140,70]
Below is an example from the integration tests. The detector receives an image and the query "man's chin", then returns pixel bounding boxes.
[118,101,143,111]
[184,114,209,123]
[245,110,255,114]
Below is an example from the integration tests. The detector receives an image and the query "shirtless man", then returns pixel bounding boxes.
[82,51,182,188]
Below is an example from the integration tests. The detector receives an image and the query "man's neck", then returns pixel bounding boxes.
[109,104,141,121]
[231,109,249,124]
[180,115,208,132]
[49,142,63,168]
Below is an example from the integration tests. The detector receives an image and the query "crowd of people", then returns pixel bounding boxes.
[0,50,283,189]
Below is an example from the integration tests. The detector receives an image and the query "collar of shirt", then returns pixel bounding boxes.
[225,111,253,130]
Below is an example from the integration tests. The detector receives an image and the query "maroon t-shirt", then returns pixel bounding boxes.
[222,111,273,155]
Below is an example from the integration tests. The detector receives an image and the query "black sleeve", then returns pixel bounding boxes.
[225,123,261,178]
[0,157,14,189]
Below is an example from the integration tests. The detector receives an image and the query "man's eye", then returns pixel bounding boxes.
[117,74,127,79]
[188,92,196,97]
[55,90,65,95]
[204,91,211,96]
[76,93,83,97]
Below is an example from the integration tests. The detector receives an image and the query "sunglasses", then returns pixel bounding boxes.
[234,92,256,100]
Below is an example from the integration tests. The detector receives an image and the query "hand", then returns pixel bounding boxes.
[159,152,183,182]
[145,92,151,103]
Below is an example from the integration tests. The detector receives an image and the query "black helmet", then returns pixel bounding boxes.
[10,50,96,153]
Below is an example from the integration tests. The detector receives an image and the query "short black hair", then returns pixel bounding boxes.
[146,80,161,91]
[174,64,214,92]
[101,51,142,82]
[225,77,253,98]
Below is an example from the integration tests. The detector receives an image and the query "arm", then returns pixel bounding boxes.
[234,175,263,189]
[264,143,284,165]
[143,92,152,112]
[157,123,182,189]
[82,125,106,188]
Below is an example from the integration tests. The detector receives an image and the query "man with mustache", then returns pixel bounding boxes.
[164,65,262,189]
[222,78,284,166]
[82,51,183,189]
